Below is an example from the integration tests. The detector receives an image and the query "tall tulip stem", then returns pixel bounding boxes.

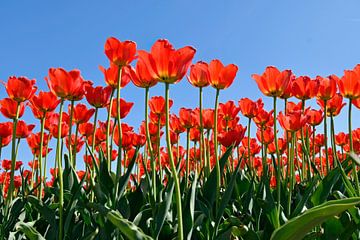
[273,96,281,219]
[7,102,21,204]
[56,99,64,240]
[165,83,183,240]
[38,117,45,199]
[115,67,123,196]
[323,101,330,173]
[349,99,360,195]
[106,89,115,169]
[214,88,220,208]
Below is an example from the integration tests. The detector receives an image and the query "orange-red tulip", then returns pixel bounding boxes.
[316,75,337,101]
[85,85,112,108]
[104,37,137,67]
[239,98,263,119]
[79,122,94,137]
[317,93,346,117]
[29,91,60,118]
[138,39,196,84]
[292,76,319,100]
[0,122,13,139]
[2,76,37,102]
[179,108,196,129]
[278,110,308,132]
[252,66,293,97]
[306,109,324,126]
[71,103,95,124]
[15,120,35,139]
[108,98,134,119]
[149,96,172,116]
[219,101,240,121]
[46,68,91,100]
[187,61,210,88]
[99,63,131,89]
[129,61,158,88]
[208,59,238,90]
[335,132,348,147]
[335,65,360,99]
[0,98,25,119]
[218,125,246,147]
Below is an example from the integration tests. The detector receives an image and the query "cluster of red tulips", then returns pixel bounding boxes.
[1,37,360,239]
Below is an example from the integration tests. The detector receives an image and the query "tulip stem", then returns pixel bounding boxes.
[349,99,360,195]
[247,117,252,176]
[144,87,157,201]
[91,107,98,152]
[73,123,79,168]
[38,117,45,200]
[56,99,64,240]
[68,100,75,167]
[330,115,338,166]
[185,128,190,187]
[323,100,330,173]
[115,66,123,197]
[214,88,220,210]
[165,83,183,240]
[106,89,115,170]
[6,101,20,204]
[288,132,296,217]
[199,87,207,178]
[273,96,281,220]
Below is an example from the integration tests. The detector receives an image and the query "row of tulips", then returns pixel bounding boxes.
[1,37,360,239]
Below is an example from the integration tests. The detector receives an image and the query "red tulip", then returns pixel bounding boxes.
[170,114,186,134]
[317,93,346,117]
[218,125,246,147]
[252,66,293,97]
[0,98,25,119]
[108,98,134,119]
[253,108,274,128]
[278,110,308,132]
[208,59,238,90]
[71,103,95,124]
[65,134,85,153]
[179,108,196,129]
[129,61,158,88]
[187,61,210,88]
[306,109,324,126]
[2,76,37,102]
[46,68,91,100]
[218,100,240,121]
[104,37,137,66]
[0,122,13,139]
[335,132,348,147]
[26,132,50,154]
[352,98,360,109]
[138,39,196,84]
[316,75,337,101]
[85,85,112,108]
[99,63,131,89]
[201,109,214,129]
[45,112,70,138]
[15,120,35,139]
[292,76,319,100]
[29,91,60,119]
[149,96,172,115]
[79,122,94,137]
[335,65,360,99]
[2,159,22,171]
[238,98,263,119]
[256,127,274,145]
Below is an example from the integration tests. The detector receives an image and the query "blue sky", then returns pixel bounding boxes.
[0,0,360,172]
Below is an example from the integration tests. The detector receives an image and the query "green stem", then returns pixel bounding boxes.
[330,115,338,167]
[91,107,98,152]
[214,88,220,209]
[247,117,252,176]
[157,119,163,183]
[288,132,296,217]
[144,87,157,201]
[115,67,123,193]
[38,117,45,199]
[6,102,20,204]
[165,83,183,240]
[349,99,360,195]
[68,100,75,167]
[199,87,207,177]
[185,128,190,187]
[273,96,281,219]
[106,89,115,170]
[56,99,64,240]
[73,123,79,168]
[323,100,330,173]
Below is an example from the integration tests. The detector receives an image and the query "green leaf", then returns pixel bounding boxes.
[27,196,57,230]
[349,152,360,166]
[98,149,114,197]
[203,146,233,207]
[311,168,340,206]
[183,171,198,240]
[15,221,46,240]
[292,177,318,217]
[117,148,139,199]
[270,197,360,240]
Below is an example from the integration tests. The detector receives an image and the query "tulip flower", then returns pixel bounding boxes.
[108,98,134,119]
[85,85,112,108]
[2,76,37,103]
[104,37,137,67]
[292,76,319,100]
[218,124,246,147]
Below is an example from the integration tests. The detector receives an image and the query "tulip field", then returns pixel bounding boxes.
[2,37,360,240]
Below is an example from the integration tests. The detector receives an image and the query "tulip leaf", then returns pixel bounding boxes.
[117,148,139,200]
[15,221,46,240]
[349,152,360,166]
[270,197,360,240]
[311,168,340,206]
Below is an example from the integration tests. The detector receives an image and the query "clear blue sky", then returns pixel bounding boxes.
[1,0,360,172]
